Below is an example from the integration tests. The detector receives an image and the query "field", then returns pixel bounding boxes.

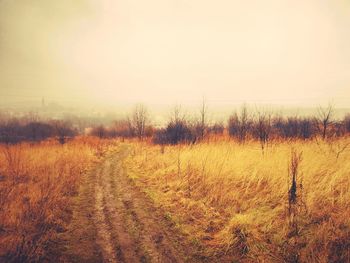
[125,136,350,262]
[2,0,350,261]
[0,137,111,262]
[1,136,349,262]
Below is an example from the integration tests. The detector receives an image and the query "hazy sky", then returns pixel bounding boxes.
[0,0,350,107]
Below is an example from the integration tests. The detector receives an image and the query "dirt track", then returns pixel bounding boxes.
[69,146,198,263]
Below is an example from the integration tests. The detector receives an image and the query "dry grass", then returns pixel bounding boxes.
[0,137,111,262]
[125,136,350,262]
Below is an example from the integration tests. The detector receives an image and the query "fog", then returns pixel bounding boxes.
[1,0,350,108]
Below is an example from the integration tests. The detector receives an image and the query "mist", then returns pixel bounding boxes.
[1,0,350,108]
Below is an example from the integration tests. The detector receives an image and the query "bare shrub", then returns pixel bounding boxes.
[228,104,251,142]
[316,103,334,140]
[52,120,76,144]
[131,104,149,140]
[253,109,272,152]
[196,98,208,141]
[113,119,134,138]
[344,114,350,133]
[288,149,303,230]
[208,122,224,135]
[272,116,315,140]
[0,118,76,144]
[153,106,196,145]
[299,118,314,139]
[153,120,195,145]
[90,125,108,139]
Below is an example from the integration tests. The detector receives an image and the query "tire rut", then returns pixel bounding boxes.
[94,165,118,263]
[94,147,192,263]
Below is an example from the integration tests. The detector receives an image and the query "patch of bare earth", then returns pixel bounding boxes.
[70,146,201,263]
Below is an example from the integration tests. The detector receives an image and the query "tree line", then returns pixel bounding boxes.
[1,103,349,145]
[90,103,350,145]
[0,117,77,144]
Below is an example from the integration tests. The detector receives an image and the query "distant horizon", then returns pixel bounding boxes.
[1,97,349,126]
[1,93,349,110]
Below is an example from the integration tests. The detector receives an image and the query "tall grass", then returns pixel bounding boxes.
[0,137,109,262]
[125,137,350,262]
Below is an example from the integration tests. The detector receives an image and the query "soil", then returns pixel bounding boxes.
[62,146,202,263]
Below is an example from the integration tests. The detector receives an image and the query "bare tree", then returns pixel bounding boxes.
[254,108,272,153]
[131,104,149,140]
[238,104,250,142]
[228,104,251,142]
[198,98,208,141]
[170,104,186,124]
[316,103,334,140]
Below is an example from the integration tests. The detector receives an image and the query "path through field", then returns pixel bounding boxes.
[64,146,199,263]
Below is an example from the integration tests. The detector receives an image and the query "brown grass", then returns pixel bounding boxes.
[0,137,111,262]
[125,136,350,262]
[1,135,349,262]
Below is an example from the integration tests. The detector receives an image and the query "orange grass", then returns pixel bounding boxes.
[0,137,110,262]
[125,136,350,262]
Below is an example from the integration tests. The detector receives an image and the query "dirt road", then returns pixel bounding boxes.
[64,146,199,263]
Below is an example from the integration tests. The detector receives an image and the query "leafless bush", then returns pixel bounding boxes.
[113,119,134,138]
[90,125,108,139]
[196,98,208,141]
[208,122,224,135]
[272,116,315,140]
[288,149,303,235]
[51,120,76,144]
[0,118,76,144]
[285,149,306,263]
[299,118,314,139]
[130,104,149,140]
[253,109,272,152]
[316,104,334,140]
[153,105,196,145]
[344,114,350,133]
[225,103,349,143]
[228,104,251,142]
[153,120,196,145]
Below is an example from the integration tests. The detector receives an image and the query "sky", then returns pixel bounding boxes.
[0,0,350,108]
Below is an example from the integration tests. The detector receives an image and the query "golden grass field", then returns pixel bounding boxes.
[1,136,349,262]
[0,137,111,262]
[125,136,350,262]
